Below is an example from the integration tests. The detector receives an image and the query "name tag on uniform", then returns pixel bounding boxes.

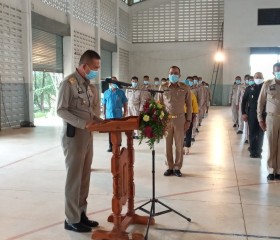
[251,95,254,99]
[269,85,276,91]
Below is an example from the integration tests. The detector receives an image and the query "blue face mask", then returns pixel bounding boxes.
[184,79,189,85]
[169,74,179,83]
[235,80,241,85]
[155,81,160,85]
[248,80,255,86]
[85,65,98,80]
[193,79,198,85]
[275,71,280,80]
[144,80,149,85]
[131,82,138,88]
[110,83,118,89]
[245,80,249,85]
[189,81,194,87]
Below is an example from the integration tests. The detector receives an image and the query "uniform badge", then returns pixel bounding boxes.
[77,86,84,94]
[68,77,77,85]
[269,85,276,91]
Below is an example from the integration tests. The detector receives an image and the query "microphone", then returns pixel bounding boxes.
[105,78,132,88]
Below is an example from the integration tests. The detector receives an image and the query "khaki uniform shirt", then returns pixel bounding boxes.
[126,87,141,115]
[57,71,98,129]
[235,84,247,106]
[89,84,100,117]
[257,79,280,122]
[158,82,192,121]
[229,84,239,104]
[140,84,152,111]
[191,86,204,108]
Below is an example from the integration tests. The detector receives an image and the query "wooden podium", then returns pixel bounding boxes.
[87,116,155,240]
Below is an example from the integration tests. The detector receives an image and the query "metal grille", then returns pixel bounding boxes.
[132,0,177,43]
[0,3,25,128]
[72,0,97,26]
[132,0,224,43]
[119,48,129,82]
[100,0,116,36]
[73,30,95,68]
[178,0,224,42]
[40,0,67,12]
[32,28,63,73]
[119,8,130,41]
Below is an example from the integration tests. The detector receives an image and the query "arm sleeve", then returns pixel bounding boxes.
[56,81,86,129]
[241,88,249,115]
[185,88,192,121]
[257,83,267,122]
[122,91,128,104]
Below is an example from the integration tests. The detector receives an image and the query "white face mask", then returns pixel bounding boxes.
[254,78,264,85]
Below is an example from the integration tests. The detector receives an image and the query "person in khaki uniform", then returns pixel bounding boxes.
[140,75,152,111]
[126,76,141,139]
[197,77,207,126]
[235,75,249,143]
[257,62,280,181]
[158,66,192,177]
[57,50,103,233]
[229,76,241,127]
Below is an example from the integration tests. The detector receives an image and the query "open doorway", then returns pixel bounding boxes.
[32,28,63,126]
[250,51,280,80]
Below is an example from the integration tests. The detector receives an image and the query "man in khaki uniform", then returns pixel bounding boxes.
[57,50,102,232]
[153,77,160,90]
[197,77,207,126]
[257,62,280,181]
[140,75,152,111]
[158,66,192,177]
[126,76,141,139]
[229,76,241,127]
[235,75,249,141]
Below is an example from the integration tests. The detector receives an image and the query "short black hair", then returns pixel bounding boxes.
[154,77,159,81]
[187,76,193,80]
[235,76,241,79]
[161,78,166,81]
[79,50,101,65]
[131,76,138,81]
[193,75,198,79]
[143,75,149,79]
[170,66,180,74]
[273,62,280,71]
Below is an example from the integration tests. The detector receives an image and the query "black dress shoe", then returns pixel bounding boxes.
[250,154,258,158]
[275,174,280,180]
[233,124,237,127]
[81,212,99,228]
[174,170,182,177]
[64,220,92,232]
[198,123,201,126]
[237,130,243,134]
[107,148,112,152]
[134,136,139,140]
[267,174,275,181]
[191,138,195,142]
[244,140,249,144]
[196,128,199,133]
[164,169,173,176]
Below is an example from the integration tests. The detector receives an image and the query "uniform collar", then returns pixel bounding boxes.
[75,69,89,86]
[168,82,180,88]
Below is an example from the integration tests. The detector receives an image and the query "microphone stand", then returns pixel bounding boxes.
[133,88,191,240]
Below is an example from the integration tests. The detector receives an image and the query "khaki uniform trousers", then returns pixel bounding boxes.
[128,104,140,136]
[266,115,280,174]
[62,126,93,224]
[165,116,185,170]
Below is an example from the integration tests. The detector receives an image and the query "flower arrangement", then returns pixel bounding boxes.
[139,98,169,149]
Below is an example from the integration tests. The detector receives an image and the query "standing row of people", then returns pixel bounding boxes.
[230,62,280,182]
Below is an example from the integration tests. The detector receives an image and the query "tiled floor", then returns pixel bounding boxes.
[1,107,280,240]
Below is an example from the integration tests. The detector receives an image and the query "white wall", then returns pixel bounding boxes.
[131,41,218,83]
[222,0,280,104]
[224,0,280,48]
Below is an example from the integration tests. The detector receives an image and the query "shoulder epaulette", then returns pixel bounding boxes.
[68,77,77,85]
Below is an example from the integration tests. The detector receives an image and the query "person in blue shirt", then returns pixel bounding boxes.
[102,77,128,152]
